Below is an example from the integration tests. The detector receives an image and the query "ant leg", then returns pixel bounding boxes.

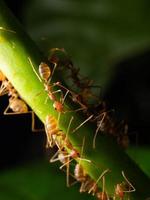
[49,149,61,163]
[44,88,62,104]
[66,157,71,187]
[28,57,42,82]
[79,178,91,193]
[72,114,93,133]
[93,112,106,149]
[121,171,136,193]
[61,165,78,187]
[56,89,70,125]
[4,106,44,132]
[0,86,7,96]
[63,116,74,149]
[93,109,115,149]
[88,169,110,194]
[31,111,44,132]
[3,104,11,115]
[54,82,88,112]
[59,158,73,170]
[45,128,54,148]
[47,62,57,84]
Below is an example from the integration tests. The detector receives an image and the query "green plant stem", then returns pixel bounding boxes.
[0,1,149,199]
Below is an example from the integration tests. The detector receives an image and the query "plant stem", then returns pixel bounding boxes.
[0,1,149,199]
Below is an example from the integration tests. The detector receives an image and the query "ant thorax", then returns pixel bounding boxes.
[53,101,64,112]
[69,149,80,159]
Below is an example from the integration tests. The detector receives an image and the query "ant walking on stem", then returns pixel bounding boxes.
[28,57,69,115]
[114,171,135,200]
[45,114,77,150]
[88,169,110,197]
[0,69,43,132]
[29,56,94,131]
[50,136,91,187]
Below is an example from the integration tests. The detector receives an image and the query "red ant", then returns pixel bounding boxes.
[29,57,70,114]
[50,137,91,187]
[0,69,43,132]
[114,171,135,200]
[88,169,110,197]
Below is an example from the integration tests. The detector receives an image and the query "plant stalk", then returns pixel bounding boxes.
[0,1,149,199]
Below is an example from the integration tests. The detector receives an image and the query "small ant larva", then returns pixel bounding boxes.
[114,171,135,200]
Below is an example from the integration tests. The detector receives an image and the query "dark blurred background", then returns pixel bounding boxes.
[0,0,150,199]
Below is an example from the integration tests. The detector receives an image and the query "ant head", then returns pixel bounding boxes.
[115,184,124,199]
[96,191,108,200]
[53,101,64,113]
[70,149,80,158]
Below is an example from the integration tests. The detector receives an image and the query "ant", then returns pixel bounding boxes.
[0,70,42,132]
[114,171,135,200]
[29,57,70,114]
[29,57,93,132]
[48,48,102,108]
[88,169,110,197]
[44,114,69,148]
[4,95,43,132]
[50,136,91,187]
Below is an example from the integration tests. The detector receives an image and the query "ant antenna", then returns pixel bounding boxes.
[28,57,42,82]
[72,114,93,133]
[88,169,110,194]
[93,109,115,149]
[121,171,136,193]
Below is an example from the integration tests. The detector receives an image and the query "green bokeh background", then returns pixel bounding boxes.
[1,0,150,199]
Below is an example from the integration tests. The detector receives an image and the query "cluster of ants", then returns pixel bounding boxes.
[0,48,135,200]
